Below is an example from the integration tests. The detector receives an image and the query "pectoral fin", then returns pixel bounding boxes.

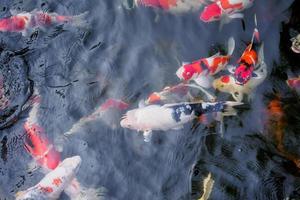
[143,130,152,142]
[193,75,213,88]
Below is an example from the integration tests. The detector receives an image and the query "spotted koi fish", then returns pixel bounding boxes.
[176,37,235,88]
[200,0,254,25]
[120,101,242,142]
[16,156,81,200]
[0,9,88,36]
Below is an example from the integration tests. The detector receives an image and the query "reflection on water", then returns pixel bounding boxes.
[0,0,299,199]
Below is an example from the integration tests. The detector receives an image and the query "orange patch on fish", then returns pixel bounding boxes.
[52,178,62,187]
[220,0,243,10]
[39,186,53,193]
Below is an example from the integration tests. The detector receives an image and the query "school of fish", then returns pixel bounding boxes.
[0,0,298,199]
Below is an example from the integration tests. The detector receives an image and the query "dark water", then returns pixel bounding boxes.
[0,0,299,199]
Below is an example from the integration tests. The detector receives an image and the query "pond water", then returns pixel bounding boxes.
[0,0,299,199]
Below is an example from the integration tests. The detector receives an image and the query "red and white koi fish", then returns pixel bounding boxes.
[146,83,215,104]
[16,156,81,200]
[0,9,88,36]
[213,44,266,102]
[287,76,300,89]
[200,0,254,25]
[134,0,204,13]
[120,100,242,142]
[64,98,129,136]
[176,37,235,88]
[24,91,102,199]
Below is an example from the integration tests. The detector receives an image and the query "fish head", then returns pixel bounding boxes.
[120,110,139,130]
[200,3,222,22]
[233,64,254,85]
[213,75,232,92]
[176,63,198,81]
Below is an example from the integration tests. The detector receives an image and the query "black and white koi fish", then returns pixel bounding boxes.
[120,101,242,142]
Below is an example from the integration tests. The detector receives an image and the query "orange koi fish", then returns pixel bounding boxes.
[230,25,260,85]
[24,122,61,170]
[266,97,300,168]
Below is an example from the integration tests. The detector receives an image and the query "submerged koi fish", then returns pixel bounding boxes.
[16,156,81,200]
[64,98,129,136]
[266,97,300,168]
[287,76,300,89]
[120,101,242,142]
[146,83,215,104]
[176,37,235,88]
[0,9,88,36]
[200,0,254,25]
[24,122,61,170]
[213,43,266,102]
[134,0,204,13]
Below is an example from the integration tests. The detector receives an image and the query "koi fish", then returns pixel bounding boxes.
[24,122,61,170]
[15,156,81,200]
[291,33,300,54]
[228,18,260,85]
[266,97,300,168]
[287,76,300,89]
[64,98,129,136]
[213,43,266,102]
[176,37,235,88]
[120,100,242,142]
[200,0,254,25]
[146,83,216,104]
[0,9,88,36]
[134,0,204,13]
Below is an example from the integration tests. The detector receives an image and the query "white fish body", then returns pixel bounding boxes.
[16,156,82,200]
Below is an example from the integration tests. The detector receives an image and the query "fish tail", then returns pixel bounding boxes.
[68,11,89,28]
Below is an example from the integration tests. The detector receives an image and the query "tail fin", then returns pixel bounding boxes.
[250,14,260,44]
[68,11,89,28]
[227,37,235,56]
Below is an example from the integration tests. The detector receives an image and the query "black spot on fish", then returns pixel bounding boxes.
[170,103,194,122]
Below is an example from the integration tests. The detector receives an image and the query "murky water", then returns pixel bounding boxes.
[0,0,299,199]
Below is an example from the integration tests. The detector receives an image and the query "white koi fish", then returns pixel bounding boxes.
[16,156,81,200]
